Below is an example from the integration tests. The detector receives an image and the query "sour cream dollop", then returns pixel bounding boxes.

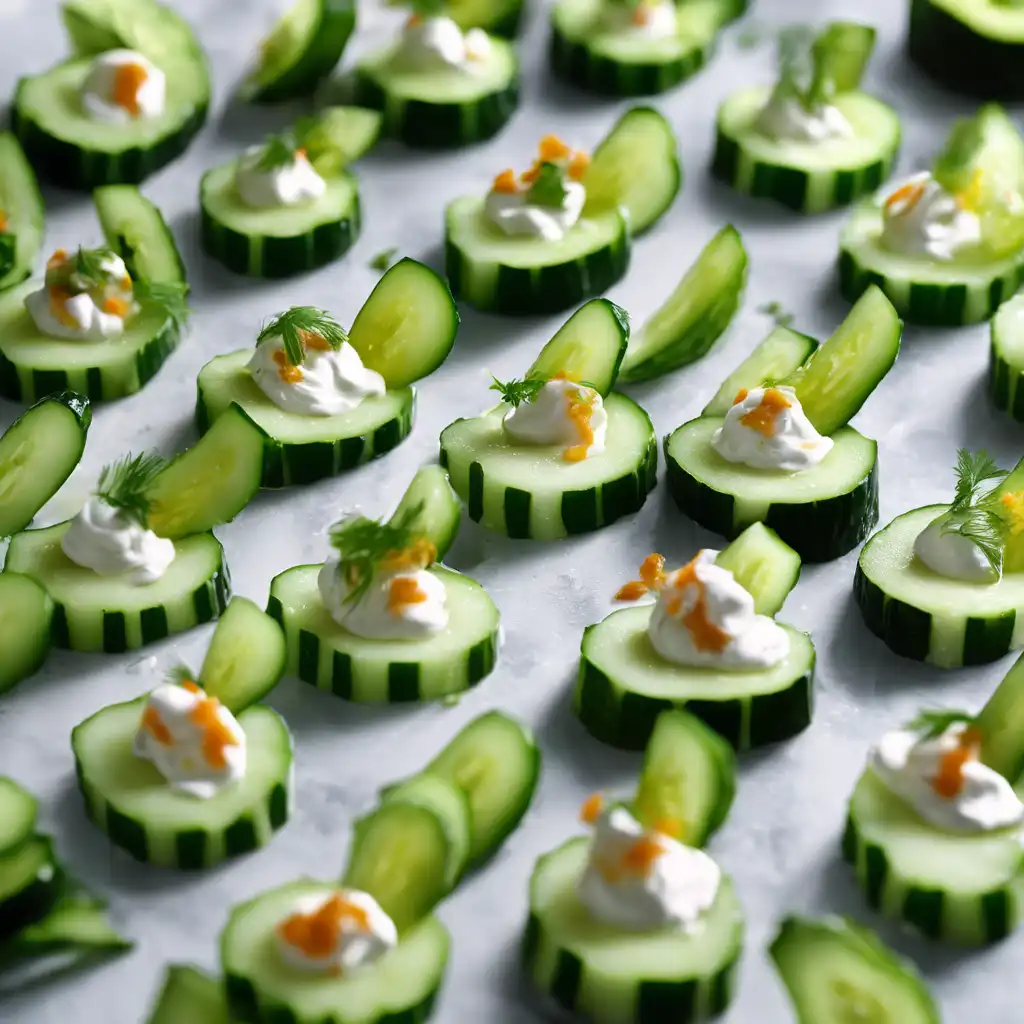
[603,0,677,40]
[81,50,166,123]
[485,181,586,242]
[503,379,607,461]
[881,173,982,262]
[754,92,854,143]
[235,148,327,210]
[914,515,997,583]
[396,16,491,73]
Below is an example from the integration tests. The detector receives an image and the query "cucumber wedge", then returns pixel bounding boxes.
[0,836,64,941]
[146,965,230,1024]
[303,106,383,175]
[0,572,54,695]
[7,894,131,958]
[389,465,461,561]
[93,185,187,287]
[0,778,38,857]
[0,132,44,293]
[449,0,523,36]
[715,522,801,617]
[976,650,1024,782]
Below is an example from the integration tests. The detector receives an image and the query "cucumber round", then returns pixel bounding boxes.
[990,290,1024,420]
[0,835,64,942]
[523,837,744,1023]
[444,195,630,315]
[3,522,230,654]
[576,607,815,752]
[0,778,38,858]
[146,966,230,1024]
[94,184,187,287]
[353,37,519,149]
[389,465,462,562]
[712,87,901,214]
[440,393,656,540]
[200,162,361,279]
[268,564,500,702]
[221,881,449,1024]
[0,572,54,695]
[72,699,293,870]
[843,768,1024,946]
[0,132,44,293]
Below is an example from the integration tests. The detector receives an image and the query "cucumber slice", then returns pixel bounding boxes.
[423,710,540,866]
[620,225,747,382]
[73,699,293,869]
[812,22,877,94]
[268,565,499,702]
[855,503,1024,668]
[145,404,264,540]
[240,0,356,103]
[4,523,230,654]
[0,836,64,941]
[526,298,630,396]
[632,708,736,848]
[770,915,941,1023]
[449,0,524,37]
[524,838,744,1022]
[583,105,681,236]
[0,778,38,858]
[146,965,230,1024]
[664,417,879,563]
[976,651,1024,782]
[444,195,630,315]
[196,351,414,489]
[353,38,519,149]
[200,162,360,279]
[222,882,449,1024]
[0,282,181,404]
[440,393,657,540]
[990,291,1024,421]
[715,522,801,618]
[933,103,1024,195]
[702,326,818,418]
[712,88,900,214]
[0,573,54,694]
[348,258,459,389]
[780,285,902,437]
[389,465,461,562]
[93,185,186,287]
[0,132,44,293]
[199,597,287,715]
[302,107,383,176]
[7,894,131,958]
[0,391,90,537]
[576,610,815,751]
[843,768,1024,945]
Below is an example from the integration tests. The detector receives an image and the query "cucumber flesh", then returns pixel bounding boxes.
[812,22,877,94]
[389,465,461,561]
[0,777,38,858]
[0,836,63,941]
[993,453,1024,571]
[933,103,1024,196]
[304,106,383,175]
[9,894,130,956]
[632,708,736,848]
[0,132,44,293]
[199,597,287,715]
[348,258,459,389]
[977,651,1024,783]
[93,185,187,287]
[620,225,747,382]
[715,522,801,617]
[0,572,53,696]
[526,298,630,396]
[146,965,230,1024]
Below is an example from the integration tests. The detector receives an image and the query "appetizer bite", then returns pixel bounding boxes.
[712,23,900,213]
[197,260,457,488]
[665,286,901,563]
[0,133,44,294]
[440,299,656,539]
[576,523,813,751]
[856,448,1024,667]
[269,466,500,701]
[445,108,679,314]
[524,709,743,1023]
[840,104,1024,325]
[200,107,382,279]
[12,0,209,188]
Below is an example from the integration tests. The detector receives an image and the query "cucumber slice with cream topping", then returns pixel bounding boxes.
[0,778,38,859]
[390,465,461,562]
[0,836,64,942]
[146,965,230,1024]
[0,573,54,695]
[93,185,187,287]
[0,132,45,293]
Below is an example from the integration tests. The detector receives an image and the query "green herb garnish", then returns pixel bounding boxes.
[370,247,398,272]
[906,708,977,740]
[258,306,349,368]
[939,449,1010,575]
[254,132,298,173]
[166,663,197,688]
[489,375,547,408]
[74,245,119,284]
[758,300,795,328]
[95,452,167,527]
[135,280,190,332]
[526,163,570,208]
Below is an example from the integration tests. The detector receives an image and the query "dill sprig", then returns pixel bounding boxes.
[370,247,398,272]
[166,663,197,688]
[489,375,547,408]
[906,708,976,740]
[135,280,190,332]
[95,452,168,527]
[67,246,119,288]
[258,306,349,368]
[939,449,1009,574]
[526,163,569,208]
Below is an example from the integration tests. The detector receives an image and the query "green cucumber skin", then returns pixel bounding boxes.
[0,839,65,942]
[990,344,1024,421]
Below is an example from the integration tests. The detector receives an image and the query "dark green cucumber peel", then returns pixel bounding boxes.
[0,836,65,942]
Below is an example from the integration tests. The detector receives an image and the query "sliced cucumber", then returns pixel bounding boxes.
[702,326,818,418]
[0,391,90,537]
[4,523,230,654]
[268,564,500,702]
[770,915,940,1023]
[583,105,681,236]
[301,107,383,175]
[990,290,1024,420]
[665,417,879,563]
[199,597,287,715]
[0,573,54,695]
[240,0,356,103]
[855,503,1024,668]
[621,225,746,383]
[0,836,64,942]
[73,699,292,869]
[715,522,801,618]
[147,965,230,1024]
[440,393,657,540]
[354,37,519,149]
[423,710,540,867]
[712,88,900,214]
[449,0,524,37]
[93,185,186,287]
[632,708,736,848]
[0,778,38,858]
[0,281,180,404]
[524,838,744,1023]
[389,465,461,562]
[7,894,130,958]
[222,882,449,1024]
[0,132,44,293]
[527,298,629,396]
[576,611,815,751]
[348,258,459,389]
[200,161,360,279]
[444,195,630,315]
[976,650,1024,782]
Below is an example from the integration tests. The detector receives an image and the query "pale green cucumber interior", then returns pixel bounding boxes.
[0,132,44,292]
[93,185,185,286]
[245,0,323,91]
[389,465,461,561]
[0,776,38,856]
[306,107,382,174]
[0,572,52,694]
[449,0,521,31]
[382,775,470,884]
[977,651,1024,783]
[929,0,1024,38]
[0,836,55,904]
[147,965,229,1024]
[716,522,800,617]
[992,292,1024,367]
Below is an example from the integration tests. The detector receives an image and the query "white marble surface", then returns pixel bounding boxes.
[0,0,1020,1020]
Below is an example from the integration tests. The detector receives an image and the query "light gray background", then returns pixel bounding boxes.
[0,0,1018,1020]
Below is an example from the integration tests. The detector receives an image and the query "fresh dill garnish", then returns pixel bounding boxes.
[939,449,1009,574]
[135,280,191,332]
[166,663,197,688]
[905,708,976,740]
[757,300,795,328]
[258,306,349,368]
[489,375,548,408]
[70,246,119,287]
[254,132,299,172]
[526,163,570,208]
[370,247,398,272]
[95,452,168,527]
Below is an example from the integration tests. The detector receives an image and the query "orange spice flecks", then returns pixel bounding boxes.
[112,61,149,117]
[189,695,240,769]
[732,388,749,406]
[957,169,985,213]
[538,134,572,163]
[615,553,667,601]
[277,894,371,963]
[885,180,926,213]
[579,792,606,825]
[931,727,982,799]
[387,576,428,614]
[620,833,667,878]
[299,328,331,352]
[492,169,519,194]
[520,161,542,185]
[102,295,131,318]
[740,387,791,438]
[382,538,437,573]
[181,680,201,693]
[564,388,596,463]
[46,249,68,271]
[616,580,651,602]
[48,287,81,329]
[632,2,653,26]
[0,209,7,232]
[273,348,304,384]
[567,150,590,181]
[653,817,683,840]
[405,12,422,27]
[1001,491,1024,535]
[141,706,173,746]
[670,554,731,653]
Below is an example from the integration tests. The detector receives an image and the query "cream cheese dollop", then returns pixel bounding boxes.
[502,379,607,461]
[913,515,998,583]
[881,173,982,262]
[81,49,166,123]
[602,0,677,40]
[235,148,327,210]
[396,15,492,73]
[754,93,854,143]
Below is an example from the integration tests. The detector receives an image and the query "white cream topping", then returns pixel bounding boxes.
[81,49,166,123]
[753,93,854,143]
[502,379,607,460]
[396,16,492,73]
[602,0,677,40]
[914,515,998,583]
[485,180,586,243]
[234,148,327,210]
[881,173,982,262]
